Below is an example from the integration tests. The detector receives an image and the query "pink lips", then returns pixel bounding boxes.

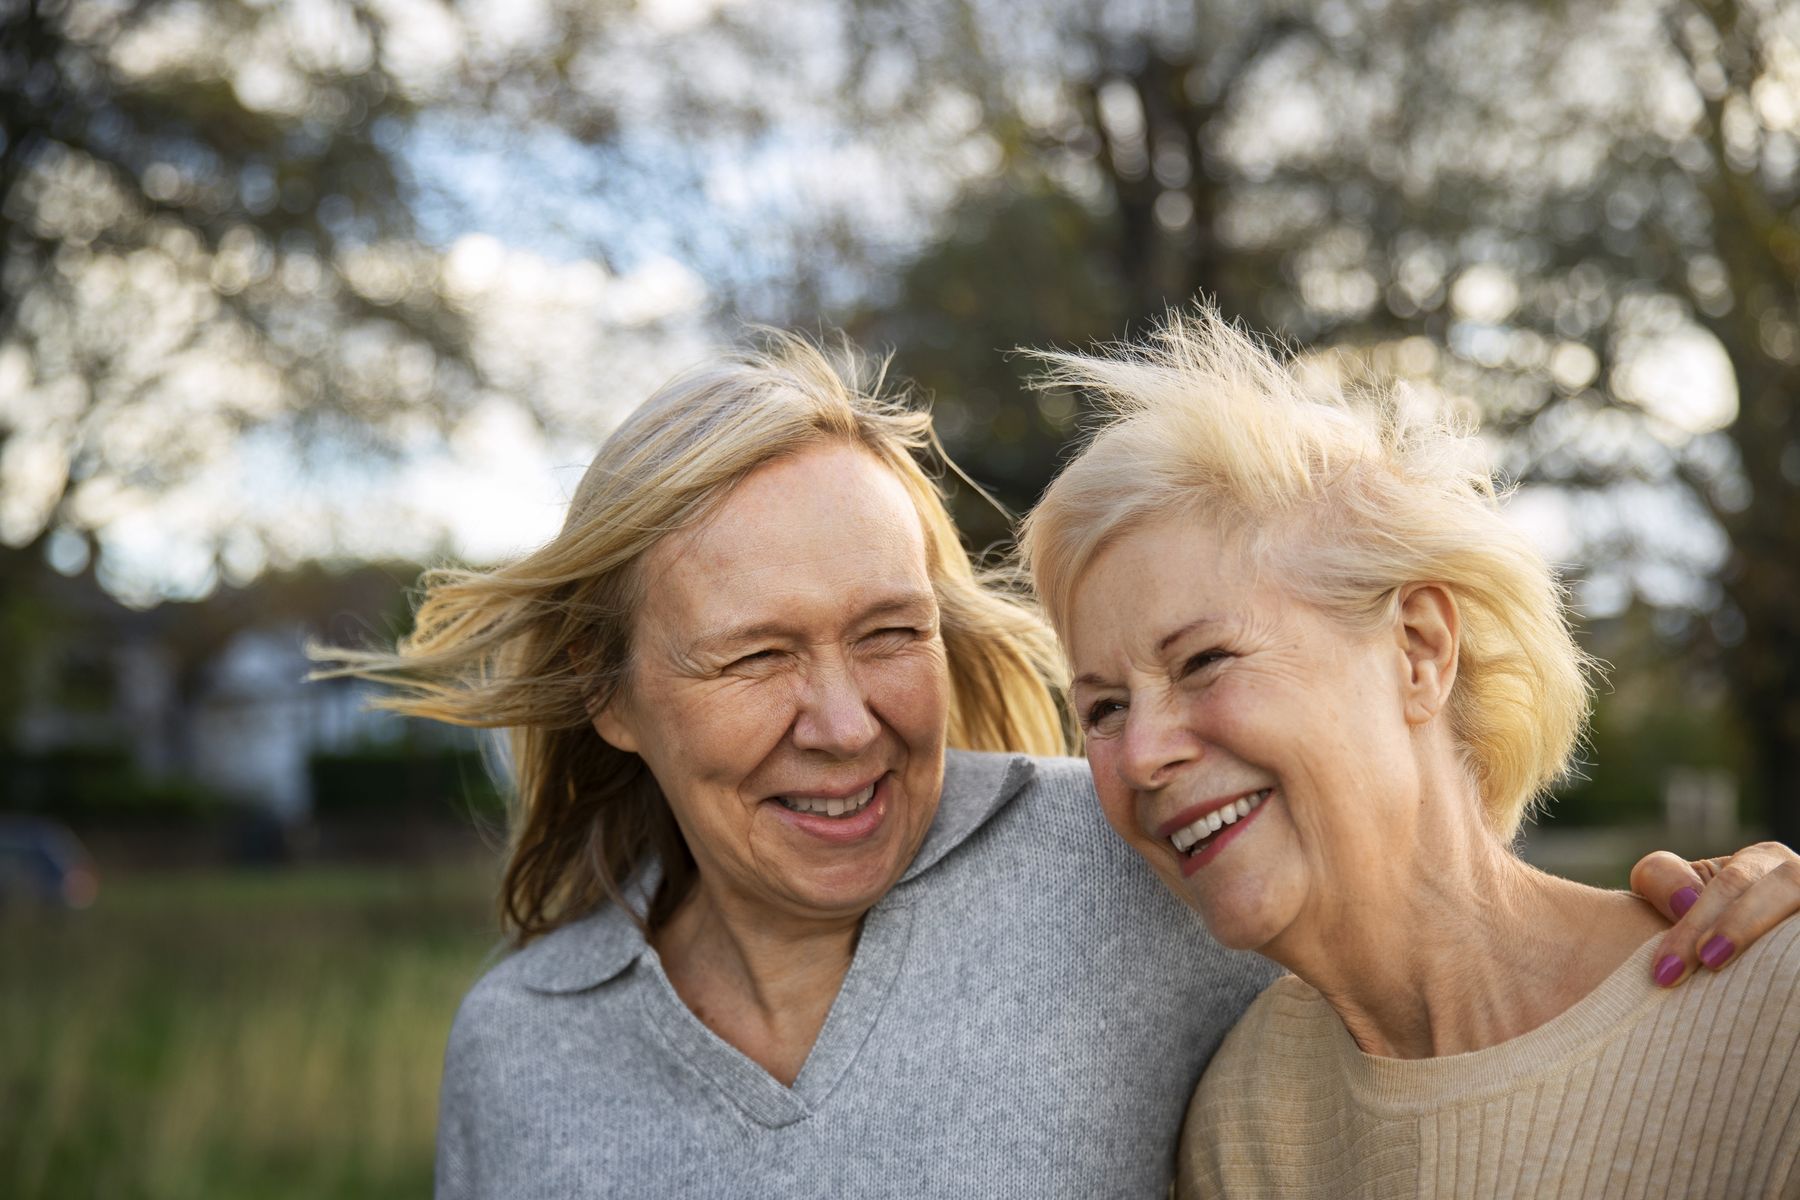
[1155,787,1268,841]
[1151,786,1275,878]
[766,775,890,844]
[1177,796,1267,875]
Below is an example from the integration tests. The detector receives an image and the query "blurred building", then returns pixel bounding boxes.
[3,548,464,824]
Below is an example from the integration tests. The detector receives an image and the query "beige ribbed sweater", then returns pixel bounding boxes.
[1180,918,1800,1199]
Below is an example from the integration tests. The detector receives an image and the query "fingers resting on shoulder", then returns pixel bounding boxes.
[1630,843,1800,987]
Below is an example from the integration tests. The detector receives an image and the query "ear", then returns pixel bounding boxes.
[569,640,640,754]
[1394,583,1459,726]
[590,699,640,755]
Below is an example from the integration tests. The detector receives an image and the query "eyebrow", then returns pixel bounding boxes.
[692,591,936,653]
[1072,615,1224,692]
[1156,616,1222,655]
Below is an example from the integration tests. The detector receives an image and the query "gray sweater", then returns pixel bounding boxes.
[435,750,1277,1198]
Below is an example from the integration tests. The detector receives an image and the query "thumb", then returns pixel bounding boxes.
[1629,850,1706,922]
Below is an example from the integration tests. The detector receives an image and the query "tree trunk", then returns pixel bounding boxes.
[1745,702,1800,851]
[1724,590,1800,849]
[1714,343,1800,849]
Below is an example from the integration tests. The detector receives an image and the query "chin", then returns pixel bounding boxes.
[1184,872,1301,955]
[791,855,906,914]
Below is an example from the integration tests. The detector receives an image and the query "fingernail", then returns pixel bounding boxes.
[1700,935,1735,970]
[1671,886,1699,918]
[1654,955,1686,987]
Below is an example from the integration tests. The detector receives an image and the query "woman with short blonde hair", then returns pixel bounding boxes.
[1024,308,1800,1199]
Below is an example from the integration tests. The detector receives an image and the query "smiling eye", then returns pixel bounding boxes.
[1180,649,1228,678]
[862,626,920,650]
[728,648,782,671]
[1081,698,1127,734]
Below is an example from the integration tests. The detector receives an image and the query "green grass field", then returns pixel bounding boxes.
[0,861,502,1199]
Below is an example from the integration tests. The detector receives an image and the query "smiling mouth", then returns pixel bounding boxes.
[776,782,877,819]
[1167,788,1272,859]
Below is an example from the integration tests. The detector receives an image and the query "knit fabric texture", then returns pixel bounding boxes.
[435,750,1278,1198]
[1181,918,1800,1199]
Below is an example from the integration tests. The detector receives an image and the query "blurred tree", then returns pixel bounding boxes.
[849,185,1131,548]
[1549,600,1753,830]
[0,0,483,596]
[1358,0,1800,849]
[7,0,1797,845]
[844,5,1315,541]
[820,0,1800,846]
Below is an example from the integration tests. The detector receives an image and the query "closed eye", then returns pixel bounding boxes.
[862,626,923,650]
[727,648,783,671]
[1179,649,1228,679]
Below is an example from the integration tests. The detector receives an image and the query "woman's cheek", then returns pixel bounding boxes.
[686,678,797,765]
[1085,742,1137,842]
[868,647,950,732]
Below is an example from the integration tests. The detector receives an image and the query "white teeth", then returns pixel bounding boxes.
[1167,788,1270,855]
[779,782,876,817]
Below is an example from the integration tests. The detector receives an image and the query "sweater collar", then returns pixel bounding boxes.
[514,748,1037,994]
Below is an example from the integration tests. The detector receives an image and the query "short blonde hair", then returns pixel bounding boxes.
[318,332,1068,942]
[1020,308,1593,837]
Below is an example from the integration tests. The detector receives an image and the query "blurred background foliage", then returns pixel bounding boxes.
[1,864,496,1199]
[4,0,1800,1194]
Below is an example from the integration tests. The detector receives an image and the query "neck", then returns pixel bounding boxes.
[1266,791,1666,1060]
[652,882,862,1086]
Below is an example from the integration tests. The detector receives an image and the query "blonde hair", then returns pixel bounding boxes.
[1020,308,1593,837]
[318,333,1068,942]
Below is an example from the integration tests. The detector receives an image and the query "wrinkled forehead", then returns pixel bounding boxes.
[1063,512,1267,664]
[636,443,937,637]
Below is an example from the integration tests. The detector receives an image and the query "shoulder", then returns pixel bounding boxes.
[1190,974,1333,1103]
[1681,912,1800,1031]
[440,906,646,1087]
[434,921,649,1198]
[904,751,1097,882]
[445,949,546,1051]
[436,955,529,1154]
[439,949,561,1089]
[1734,909,1800,984]
[962,749,1102,825]
[1013,750,1099,792]
[990,751,1100,817]
[940,748,1094,805]
[922,750,1149,885]
[1660,912,1800,1035]
[1180,975,1340,1188]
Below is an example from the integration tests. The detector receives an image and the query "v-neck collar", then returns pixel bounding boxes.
[635,899,917,1127]
[502,750,1038,1127]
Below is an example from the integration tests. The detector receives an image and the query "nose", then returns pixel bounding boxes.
[791,654,881,757]
[1116,697,1202,792]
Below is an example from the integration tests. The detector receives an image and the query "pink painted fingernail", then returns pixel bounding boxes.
[1671,886,1699,918]
[1699,935,1735,970]
[1654,955,1686,987]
